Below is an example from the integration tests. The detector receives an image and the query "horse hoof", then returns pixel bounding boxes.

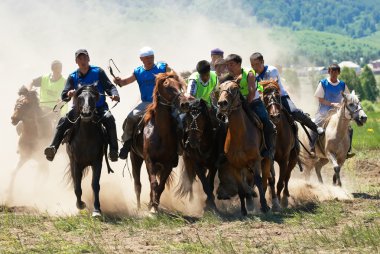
[76,201,86,210]
[92,210,102,217]
[261,205,271,213]
[281,197,289,208]
[272,198,282,212]
[246,198,255,212]
[241,209,248,216]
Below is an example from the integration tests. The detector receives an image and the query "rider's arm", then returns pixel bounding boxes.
[247,72,257,103]
[100,68,119,97]
[29,76,42,89]
[186,79,197,97]
[166,65,172,72]
[116,73,136,87]
[61,76,74,102]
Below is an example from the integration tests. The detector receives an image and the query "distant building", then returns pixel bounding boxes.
[369,59,380,74]
[338,61,361,74]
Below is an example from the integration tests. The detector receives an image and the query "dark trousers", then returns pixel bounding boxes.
[249,99,276,151]
[51,107,118,152]
[281,95,319,133]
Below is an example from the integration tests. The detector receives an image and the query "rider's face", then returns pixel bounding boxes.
[200,72,210,83]
[140,55,155,70]
[51,64,62,76]
[328,69,340,80]
[250,58,264,74]
[76,55,90,70]
[226,60,240,76]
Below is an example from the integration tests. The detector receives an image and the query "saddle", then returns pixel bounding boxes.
[62,121,107,146]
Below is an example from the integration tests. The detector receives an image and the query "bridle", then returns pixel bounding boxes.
[264,90,282,113]
[157,77,184,109]
[218,83,241,115]
[343,99,363,120]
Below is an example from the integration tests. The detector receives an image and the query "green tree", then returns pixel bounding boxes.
[339,67,365,99]
[360,65,379,102]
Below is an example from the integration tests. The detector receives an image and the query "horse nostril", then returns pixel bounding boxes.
[361,116,367,123]
[218,100,228,108]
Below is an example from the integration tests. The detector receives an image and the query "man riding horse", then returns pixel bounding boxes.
[114,47,172,160]
[311,63,354,158]
[223,54,275,159]
[250,52,325,142]
[44,49,120,162]
[29,60,68,115]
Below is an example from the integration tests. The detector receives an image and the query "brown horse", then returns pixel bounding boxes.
[216,80,271,215]
[11,86,53,170]
[142,71,186,212]
[176,99,222,211]
[262,80,299,209]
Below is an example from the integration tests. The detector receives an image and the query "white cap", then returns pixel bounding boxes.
[139,46,154,57]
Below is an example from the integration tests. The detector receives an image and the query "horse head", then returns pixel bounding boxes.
[11,86,39,125]
[262,80,282,124]
[73,84,100,122]
[154,71,186,110]
[217,80,241,117]
[342,90,367,126]
[184,99,209,149]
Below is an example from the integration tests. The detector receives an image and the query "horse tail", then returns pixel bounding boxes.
[175,156,196,200]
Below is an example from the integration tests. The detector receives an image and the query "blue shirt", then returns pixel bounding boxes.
[133,62,167,102]
[318,78,346,115]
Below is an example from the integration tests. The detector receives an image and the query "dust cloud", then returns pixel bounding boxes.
[0,0,335,216]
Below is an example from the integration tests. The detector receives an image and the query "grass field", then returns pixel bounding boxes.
[1,149,379,253]
[352,111,380,150]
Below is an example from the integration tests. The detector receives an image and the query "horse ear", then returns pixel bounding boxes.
[351,90,356,96]
[234,74,242,85]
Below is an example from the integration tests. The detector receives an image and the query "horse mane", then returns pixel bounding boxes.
[260,79,280,93]
[144,71,185,123]
[17,85,39,105]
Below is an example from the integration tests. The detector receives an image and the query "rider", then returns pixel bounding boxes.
[115,47,172,160]
[311,63,353,157]
[44,49,120,162]
[210,48,224,71]
[29,60,68,115]
[250,52,324,139]
[223,54,275,159]
[186,60,218,106]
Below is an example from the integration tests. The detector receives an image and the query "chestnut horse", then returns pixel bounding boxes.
[141,72,186,212]
[177,99,221,211]
[216,80,271,215]
[262,80,299,209]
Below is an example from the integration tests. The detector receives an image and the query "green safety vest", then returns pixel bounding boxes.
[189,71,218,106]
[239,68,263,97]
[40,75,68,114]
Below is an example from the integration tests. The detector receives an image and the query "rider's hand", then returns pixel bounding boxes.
[111,95,120,102]
[184,93,195,100]
[67,89,75,98]
[114,77,122,86]
[331,102,340,108]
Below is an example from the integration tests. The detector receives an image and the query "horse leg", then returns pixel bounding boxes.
[74,164,86,210]
[6,157,27,203]
[195,165,216,211]
[238,184,248,216]
[326,152,342,186]
[91,162,102,217]
[269,162,281,211]
[154,166,172,210]
[206,166,218,195]
[315,158,329,184]
[276,160,287,207]
[255,160,270,213]
[130,152,143,210]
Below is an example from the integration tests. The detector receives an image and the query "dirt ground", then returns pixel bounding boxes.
[0,150,379,253]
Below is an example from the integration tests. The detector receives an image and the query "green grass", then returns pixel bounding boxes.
[352,111,380,149]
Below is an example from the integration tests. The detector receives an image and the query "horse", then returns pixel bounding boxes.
[129,72,186,213]
[261,80,299,209]
[176,98,221,211]
[11,86,53,170]
[299,91,367,186]
[66,85,113,217]
[216,80,271,215]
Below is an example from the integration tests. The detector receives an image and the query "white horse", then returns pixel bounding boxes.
[299,91,367,186]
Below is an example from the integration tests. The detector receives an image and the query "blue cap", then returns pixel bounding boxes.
[211,48,224,56]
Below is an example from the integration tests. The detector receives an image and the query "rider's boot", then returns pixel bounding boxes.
[44,117,69,161]
[119,139,132,160]
[106,125,119,162]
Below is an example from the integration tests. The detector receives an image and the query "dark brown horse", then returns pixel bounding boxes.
[11,86,52,170]
[66,85,113,217]
[216,80,271,215]
[262,80,299,209]
[132,72,186,213]
[177,99,221,211]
